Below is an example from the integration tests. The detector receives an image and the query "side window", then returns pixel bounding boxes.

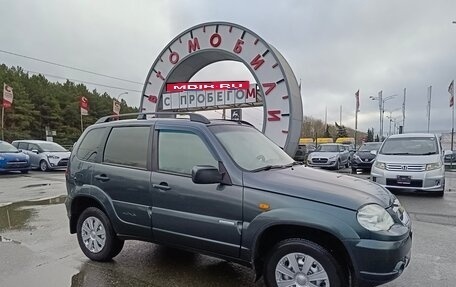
[18,142,28,150]
[29,144,39,152]
[158,130,218,175]
[77,128,106,162]
[103,126,149,169]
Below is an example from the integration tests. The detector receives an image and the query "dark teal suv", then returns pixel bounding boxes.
[65,112,412,287]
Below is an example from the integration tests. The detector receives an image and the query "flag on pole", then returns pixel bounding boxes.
[2,83,14,108]
[80,96,89,115]
[355,90,360,112]
[113,100,121,115]
[449,80,454,108]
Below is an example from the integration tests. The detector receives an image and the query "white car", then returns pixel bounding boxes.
[370,133,445,196]
[12,140,71,171]
[306,143,350,170]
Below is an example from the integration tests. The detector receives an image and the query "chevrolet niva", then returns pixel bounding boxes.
[66,112,412,287]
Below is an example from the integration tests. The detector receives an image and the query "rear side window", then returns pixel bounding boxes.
[103,126,150,169]
[18,142,28,150]
[77,128,106,162]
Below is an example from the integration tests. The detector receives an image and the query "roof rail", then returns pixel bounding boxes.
[95,112,210,124]
[221,119,255,127]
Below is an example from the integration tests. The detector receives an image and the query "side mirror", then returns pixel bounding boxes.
[370,150,377,155]
[31,149,39,154]
[192,165,222,184]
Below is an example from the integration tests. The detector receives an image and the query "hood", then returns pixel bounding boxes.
[243,165,394,210]
[355,151,376,160]
[376,153,441,164]
[42,151,71,158]
[308,151,339,158]
[0,152,28,161]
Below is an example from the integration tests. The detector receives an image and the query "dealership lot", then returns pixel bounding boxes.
[1,169,456,287]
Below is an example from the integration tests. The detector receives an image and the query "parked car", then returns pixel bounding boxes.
[444,150,456,164]
[12,140,71,171]
[307,143,350,169]
[66,112,411,287]
[0,140,31,173]
[351,142,383,173]
[371,133,445,196]
[293,144,315,162]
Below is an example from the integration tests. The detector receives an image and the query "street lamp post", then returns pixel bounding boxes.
[370,92,397,140]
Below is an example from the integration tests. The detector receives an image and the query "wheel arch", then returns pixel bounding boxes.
[70,195,110,234]
[251,222,356,285]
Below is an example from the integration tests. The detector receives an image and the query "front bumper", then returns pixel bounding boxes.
[307,158,338,168]
[351,159,374,169]
[347,230,412,286]
[47,158,69,169]
[371,166,445,192]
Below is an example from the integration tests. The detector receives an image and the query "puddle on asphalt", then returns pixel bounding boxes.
[22,183,52,189]
[0,195,67,231]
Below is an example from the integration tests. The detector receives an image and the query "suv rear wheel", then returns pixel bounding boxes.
[264,238,343,287]
[76,207,124,261]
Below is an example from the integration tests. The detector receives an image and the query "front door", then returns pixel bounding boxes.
[151,127,243,258]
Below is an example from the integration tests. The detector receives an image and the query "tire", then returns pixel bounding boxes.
[21,170,29,174]
[39,160,49,172]
[351,167,357,174]
[76,207,124,261]
[345,159,350,168]
[334,160,340,170]
[264,238,343,287]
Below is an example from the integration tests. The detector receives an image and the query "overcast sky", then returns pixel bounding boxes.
[1,0,456,135]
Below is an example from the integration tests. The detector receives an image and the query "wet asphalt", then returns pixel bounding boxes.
[1,169,456,287]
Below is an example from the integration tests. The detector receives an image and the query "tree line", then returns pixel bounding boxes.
[0,65,138,145]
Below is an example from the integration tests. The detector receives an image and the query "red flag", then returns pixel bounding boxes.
[80,96,89,115]
[2,83,13,108]
[449,80,454,108]
[355,90,360,112]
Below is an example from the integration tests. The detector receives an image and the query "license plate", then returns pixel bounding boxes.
[397,175,411,184]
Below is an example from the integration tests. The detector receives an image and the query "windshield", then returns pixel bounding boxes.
[380,137,438,155]
[210,125,294,171]
[359,143,382,152]
[316,145,339,152]
[39,142,68,152]
[0,141,19,153]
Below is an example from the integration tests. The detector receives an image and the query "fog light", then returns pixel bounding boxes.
[50,163,55,167]
[435,180,440,185]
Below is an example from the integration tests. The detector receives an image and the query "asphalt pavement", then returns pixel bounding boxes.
[1,169,456,287]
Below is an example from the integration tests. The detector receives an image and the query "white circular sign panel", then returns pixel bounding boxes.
[141,22,302,155]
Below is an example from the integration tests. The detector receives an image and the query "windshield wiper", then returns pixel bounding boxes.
[251,164,294,172]
[418,152,437,155]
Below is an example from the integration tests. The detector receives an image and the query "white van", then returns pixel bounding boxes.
[370,133,445,196]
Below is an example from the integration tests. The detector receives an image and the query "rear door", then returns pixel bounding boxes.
[150,126,243,257]
[91,125,153,239]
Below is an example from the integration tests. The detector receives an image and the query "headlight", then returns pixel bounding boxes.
[357,204,395,231]
[353,154,361,161]
[374,161,386,169]
[426,162,442,170]
[328,155,337,160]
[47,155,59,159]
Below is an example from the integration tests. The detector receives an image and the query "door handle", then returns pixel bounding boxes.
[153,183,171,191]
[94,174,110,182]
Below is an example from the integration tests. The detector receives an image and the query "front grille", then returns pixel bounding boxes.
[6,161,29,168]
[312,158,328,164]
[386,178,423,187]
[386,164,425,172]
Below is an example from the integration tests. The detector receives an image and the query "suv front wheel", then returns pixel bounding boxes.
[76,207,124,261]
[264,238,343,287]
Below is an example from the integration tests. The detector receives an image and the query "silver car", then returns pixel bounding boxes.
[12,140,71,171]
[370,133,445,196]
[306,143,350,169]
